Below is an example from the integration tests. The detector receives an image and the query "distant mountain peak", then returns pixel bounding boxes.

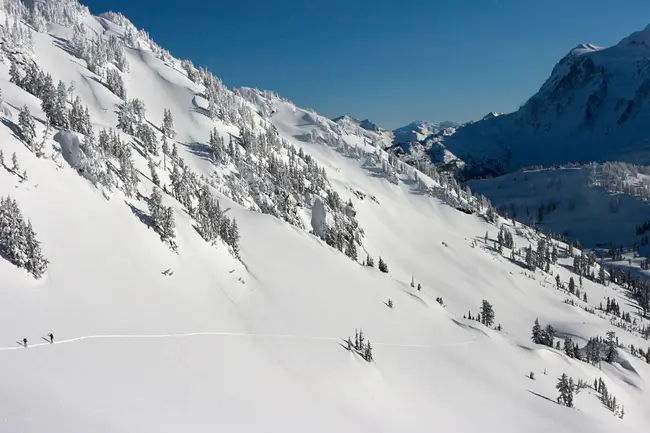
[617,23,650,50]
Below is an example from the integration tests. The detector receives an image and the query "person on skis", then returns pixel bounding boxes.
[22,338,27,347]
[48,333,54,343]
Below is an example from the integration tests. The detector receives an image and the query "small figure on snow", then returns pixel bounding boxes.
[22,338,27,347]
[49,333,54,344]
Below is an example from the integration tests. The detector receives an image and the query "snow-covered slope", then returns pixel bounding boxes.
[331,113,394,148]
[392,119,460,144]
[470,165,650,248]
[427,25,650,178]
[0,2,649,433]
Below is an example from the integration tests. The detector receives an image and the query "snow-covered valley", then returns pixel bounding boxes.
[0,1,649,432]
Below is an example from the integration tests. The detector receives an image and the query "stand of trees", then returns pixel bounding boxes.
[0,196,48,278]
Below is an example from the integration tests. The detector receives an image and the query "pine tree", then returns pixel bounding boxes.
[161,135,169,171]
[148,158,160,186]
[148,187,164,231]
[11,152,19,172]
[9,59,20,84]
[556,373,574,407]
[106,68,126,99]
[378,256,388,273]
[23,220,48,278]
[345,236,357,261]
[18,105,36,148]
[159,206,176,250]
[544,324,555,347]
[162,108,175,138]
[605,330,618,363]
[364,341,373,362]
[0,196,47,278]
[564,336,574,357]
[480,300,495,327]
[568,277,575,294]
[365,254,374,267]
[229,218,240,258]
[532,318,542,344]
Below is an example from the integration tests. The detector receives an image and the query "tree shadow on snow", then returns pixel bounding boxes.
[451,319,489,337]
[0,118,31,151]
[182,142,213,163]
[51,35,78,58]
[125,201,152,230]
[528,390,558,405]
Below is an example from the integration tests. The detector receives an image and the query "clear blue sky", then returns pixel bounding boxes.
[83,0,650,129]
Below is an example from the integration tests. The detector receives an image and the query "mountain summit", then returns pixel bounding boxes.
[420,24,650,177]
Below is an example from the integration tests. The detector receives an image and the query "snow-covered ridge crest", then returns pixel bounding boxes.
[394,22,650,179]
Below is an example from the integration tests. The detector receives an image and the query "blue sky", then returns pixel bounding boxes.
[83,0,650,129]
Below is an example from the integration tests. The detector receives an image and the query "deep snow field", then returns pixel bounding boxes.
[0,4,649,433]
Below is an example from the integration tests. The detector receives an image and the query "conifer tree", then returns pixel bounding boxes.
[161,135,169,171]
[378,256,388,273]
[229,218,240,258]
[162,108,175,138]
[480,300,495,327]
[148,158,160,186]
[556,374,574,407]
[18,105,36,149]
[11,152,19,172]
[364,341,373,362]
[106,68,126,99]
[568,277,576,294]
[563,336,574,358]
[0,196,48,278]
[605,330,618,363]
[345,235,357,261]
[544,324,555,347]
[23,220,48,278]
[532,318,542,344]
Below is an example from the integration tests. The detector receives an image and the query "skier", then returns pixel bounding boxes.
[22,338,27,347]
[49,333,54,344]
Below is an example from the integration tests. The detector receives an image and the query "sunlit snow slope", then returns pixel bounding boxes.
[0,3,649,433]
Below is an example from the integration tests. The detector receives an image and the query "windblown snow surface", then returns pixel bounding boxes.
[0,6,649,433]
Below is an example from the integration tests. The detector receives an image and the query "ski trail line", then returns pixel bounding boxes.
[0,332,477,352]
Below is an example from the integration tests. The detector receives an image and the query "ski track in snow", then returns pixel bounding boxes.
[0,332,477,352]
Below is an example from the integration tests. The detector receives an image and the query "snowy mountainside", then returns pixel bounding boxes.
[0,2,649,432]
[470,165,650,249]
[417,24,650,178]
[330,113,394,148]
[392,119,460,144]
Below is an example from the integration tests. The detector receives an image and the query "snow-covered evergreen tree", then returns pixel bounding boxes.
[605,331,618,363]
[378,256,388,273]
[11,152,19,172]
[106,68,126,100]
[0,196,48,278]
[162,108,175,138]
[137,123,158,155]
[556,374,574,407]
[480,300,495,327]
[148,157,160,186]
[18,105,36,149]
[531,318,542,344]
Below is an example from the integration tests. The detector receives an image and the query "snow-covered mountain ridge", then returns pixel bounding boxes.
[400,24,650,178]
[0,2,649,432]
